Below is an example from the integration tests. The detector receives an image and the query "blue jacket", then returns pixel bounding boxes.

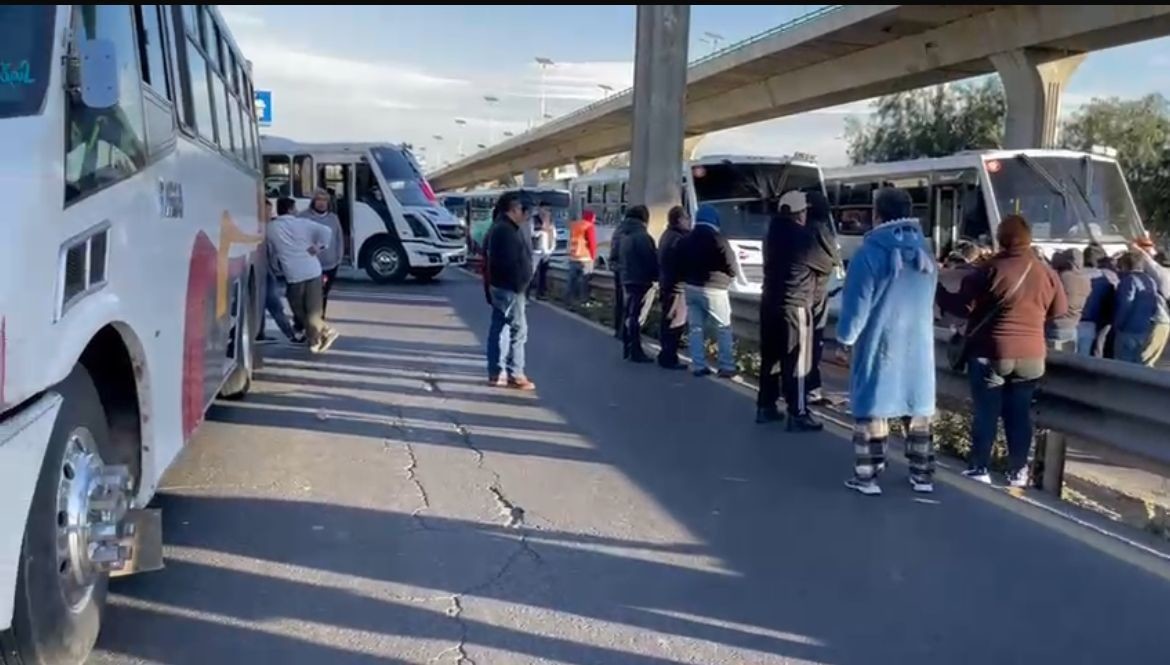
[1114,271,1170,335]
[836,219,938,419]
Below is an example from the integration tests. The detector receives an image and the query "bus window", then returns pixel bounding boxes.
[135,5,171,100]
[64,5,148,203]
[692,161,822,240]
[832,182,875,236]
[293,154,314,198]
[264,155,290,198]
[371,146,435,206]
[959,184,991,244]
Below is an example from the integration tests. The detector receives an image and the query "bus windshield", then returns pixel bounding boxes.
[0,6,53,119]
[515,189,572,226]
[371,146,436,207]
[986,155,1144,243]
[692,162,823,239]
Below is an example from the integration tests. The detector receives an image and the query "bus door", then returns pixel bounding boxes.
[932,185,960,259]
[318,163,354,265]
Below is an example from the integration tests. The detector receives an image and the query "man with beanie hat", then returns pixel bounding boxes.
[676,204,738,377]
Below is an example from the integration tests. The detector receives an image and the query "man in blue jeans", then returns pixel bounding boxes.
[482,192,536,390]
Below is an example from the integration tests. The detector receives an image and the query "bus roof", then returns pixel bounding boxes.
[259,135,413,155]
[824,148,1121,181]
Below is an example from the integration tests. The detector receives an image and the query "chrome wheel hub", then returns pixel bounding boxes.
[54,428,134,611]
[372,249,399,276]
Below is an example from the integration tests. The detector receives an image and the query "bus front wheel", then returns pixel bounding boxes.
[363,238,409,284]
[1,366,129,665]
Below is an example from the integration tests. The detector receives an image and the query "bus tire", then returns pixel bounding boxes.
[2,366,116,665]
[363,237,409,284]
[410,267,443,282]
[220,284,254,401]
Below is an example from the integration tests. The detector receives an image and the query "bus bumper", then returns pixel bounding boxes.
[403,243,466,269]
[0,392,62,630]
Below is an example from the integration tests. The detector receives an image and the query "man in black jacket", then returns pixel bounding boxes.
[618,205,659,362]
[803,190,842,406]
[482,192,536,390]
[757,190,835,431]
[657,206,691,369]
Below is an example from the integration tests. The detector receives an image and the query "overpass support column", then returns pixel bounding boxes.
[629,5,690,238]
[992,49,1086,149]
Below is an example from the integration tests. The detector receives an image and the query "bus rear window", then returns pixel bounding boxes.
[0,6,54,119]
[693,162,823,203]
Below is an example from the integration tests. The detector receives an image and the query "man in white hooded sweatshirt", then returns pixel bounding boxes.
[300,188,345,317]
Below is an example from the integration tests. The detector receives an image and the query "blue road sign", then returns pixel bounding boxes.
[254,90,272,127]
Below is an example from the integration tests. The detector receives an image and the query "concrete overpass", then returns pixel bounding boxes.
[430,4,1170,191]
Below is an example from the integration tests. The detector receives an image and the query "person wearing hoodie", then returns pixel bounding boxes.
[300,189,345,317]
[1082,244,1119,357]
[676,204,738,378]
[1046,248,1091,353]
[656,206,691,369]
[1113,249,1170,366]
[937,214,1067,488]
[618,205,659,362]
[837,187,939,496]
[757,190,835,432]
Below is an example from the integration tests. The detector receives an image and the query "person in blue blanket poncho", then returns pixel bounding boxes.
[836,187,939,496]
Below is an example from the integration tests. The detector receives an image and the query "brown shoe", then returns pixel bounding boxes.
[507,376,536,391]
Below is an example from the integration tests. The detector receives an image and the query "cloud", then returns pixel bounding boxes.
[219,6,266,30]
[506,61,634,102]
[243,39,470,92]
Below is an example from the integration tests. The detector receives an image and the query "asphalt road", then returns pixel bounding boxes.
[90,271,1170,664]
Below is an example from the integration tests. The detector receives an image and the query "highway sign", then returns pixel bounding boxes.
[254,90,272,127]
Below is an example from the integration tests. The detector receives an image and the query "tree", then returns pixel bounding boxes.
[1061,94,1170,235]
[845,78,1006,164]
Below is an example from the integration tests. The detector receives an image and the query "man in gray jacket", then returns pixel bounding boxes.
[301,189,345,317]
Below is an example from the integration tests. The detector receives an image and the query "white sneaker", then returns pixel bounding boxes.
[845,477,882,496]
[910,477,934,494]
[1007,468,1030,489]
[961,468,992,485]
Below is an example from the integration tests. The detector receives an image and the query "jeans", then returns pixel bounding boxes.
[530,258,550,299]
[1076,321,1097,357]
[567,260,592,305]
[487,287,528,379]
[685,286,735,373]
[1115,323,1170,366]
[967,357,1045,474]
[260,271,295,340]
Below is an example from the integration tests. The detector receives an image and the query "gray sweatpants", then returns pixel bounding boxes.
[286,276,330,346]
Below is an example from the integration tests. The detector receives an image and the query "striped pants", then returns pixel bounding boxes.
[758,305,815,415]
[853,417,935,484]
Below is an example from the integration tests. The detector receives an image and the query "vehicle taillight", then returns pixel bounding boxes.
[420,179,438,204]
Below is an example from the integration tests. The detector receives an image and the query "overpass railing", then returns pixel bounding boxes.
[541,264,1170,493]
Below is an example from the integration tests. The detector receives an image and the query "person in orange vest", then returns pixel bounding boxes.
[567,210,598,305]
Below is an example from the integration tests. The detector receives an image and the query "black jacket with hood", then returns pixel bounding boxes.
[762,213,835,310]
[618,218,659,287]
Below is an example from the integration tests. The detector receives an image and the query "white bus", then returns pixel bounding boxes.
[570,154,833,294]
[0,5,264,663]
[261,137,467,283]
[440,187,572,258]
[824,149,1147,264]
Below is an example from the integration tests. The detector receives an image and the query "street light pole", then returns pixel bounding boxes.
[483,94,499,144]
[535,57,554,125]
[598,83,614,99]
[454,118,467,156]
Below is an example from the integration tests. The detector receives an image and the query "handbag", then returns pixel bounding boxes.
[946,261,1034,372]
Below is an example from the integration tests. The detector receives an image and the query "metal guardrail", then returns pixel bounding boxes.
[543,264,1170,483]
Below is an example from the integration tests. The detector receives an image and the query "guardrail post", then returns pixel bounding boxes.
[1032,430,1067,497]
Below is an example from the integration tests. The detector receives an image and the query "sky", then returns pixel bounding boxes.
[222,4,1170,172]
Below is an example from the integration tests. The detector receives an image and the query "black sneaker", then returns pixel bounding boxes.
[756,407,783,424]
[786,414,824,433]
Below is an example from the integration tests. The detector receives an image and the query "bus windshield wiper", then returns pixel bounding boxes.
[1016,154,1101,241]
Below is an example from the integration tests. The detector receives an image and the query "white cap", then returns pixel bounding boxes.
[778,190,808,213]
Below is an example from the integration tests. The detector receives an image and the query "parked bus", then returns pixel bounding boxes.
[261,137,467,283]
[824,149,1147,264]
[570,154,835,294]
[0,6,264,663]
[445,186,571,257]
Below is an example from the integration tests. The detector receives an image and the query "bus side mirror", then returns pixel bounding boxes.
[78,39,120,109]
